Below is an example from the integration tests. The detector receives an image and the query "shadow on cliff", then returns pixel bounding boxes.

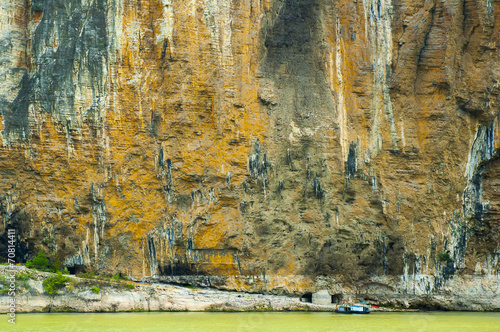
[2,0,108,139]
[261,0,322,76]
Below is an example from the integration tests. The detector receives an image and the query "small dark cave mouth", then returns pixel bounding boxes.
[0,215,32,264]
[66,265,85,275]
[300,293,313,303]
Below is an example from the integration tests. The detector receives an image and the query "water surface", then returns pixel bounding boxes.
[2,311,499,331]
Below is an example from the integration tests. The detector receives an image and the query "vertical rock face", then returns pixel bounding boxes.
[1,0,499,307]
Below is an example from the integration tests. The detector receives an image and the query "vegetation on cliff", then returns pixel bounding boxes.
[42,273,71,295]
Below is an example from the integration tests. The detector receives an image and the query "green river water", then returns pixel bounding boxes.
[1,312,499,331]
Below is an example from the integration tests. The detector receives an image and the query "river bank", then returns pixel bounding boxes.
[1,266,498,313]
[0,266,394,313]
[1,283,326,313]
[0,266,338,313]
[0,279,346,313]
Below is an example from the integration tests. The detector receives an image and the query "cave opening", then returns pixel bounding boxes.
[300,293,313,303]
[331,294,343,304]
[67,264,84,275]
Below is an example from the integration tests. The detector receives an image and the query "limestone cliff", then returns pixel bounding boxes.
[1,0,499,309]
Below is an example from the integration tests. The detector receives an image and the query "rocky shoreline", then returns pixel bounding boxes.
[1,284,327,314]
[0,266,324,313]
[1,266,499,313]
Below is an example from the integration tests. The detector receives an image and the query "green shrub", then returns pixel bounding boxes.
[62,268,70,275]
[0,275,9,295]
[111,273,129,282]
[14,272,32,291]
[438,253,453,263]
[91,286,100,294]
[43,273,70,295]
[15,272,31,281]
[125,283,135,290]
[0,275,8,285]
[49,258,61,273]
[26,251,49,271]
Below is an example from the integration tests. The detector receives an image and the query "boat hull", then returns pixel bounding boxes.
[335,305,371,314]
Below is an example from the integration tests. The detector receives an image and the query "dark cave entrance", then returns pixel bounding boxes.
[331,294,343,304]
[67,264,84,275]
[300,293,313,303]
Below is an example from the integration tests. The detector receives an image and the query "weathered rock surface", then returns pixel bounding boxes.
[0,267,325,313]
[1,284,318,313]
[0,0,499,310]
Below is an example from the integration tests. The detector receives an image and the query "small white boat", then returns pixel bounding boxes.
[335,305,371,314]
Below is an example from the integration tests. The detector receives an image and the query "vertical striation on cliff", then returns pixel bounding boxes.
[0,0,499,309]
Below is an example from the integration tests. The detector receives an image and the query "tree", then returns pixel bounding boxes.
[26,250,49,270]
